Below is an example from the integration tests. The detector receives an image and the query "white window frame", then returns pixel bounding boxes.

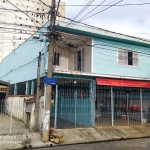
[117,48,140,67]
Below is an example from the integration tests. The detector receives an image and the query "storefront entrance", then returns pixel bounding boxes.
[95,86,142,126]
[95,78,150,127]
[113,87,141,126]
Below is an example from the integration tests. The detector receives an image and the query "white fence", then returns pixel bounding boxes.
[4,96,45,132]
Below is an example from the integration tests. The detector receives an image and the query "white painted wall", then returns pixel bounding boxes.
[6,96,45,131]
[6,97,25,120]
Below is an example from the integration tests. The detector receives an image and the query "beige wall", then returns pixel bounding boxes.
[84,39,92,72]
[53,38,92,73]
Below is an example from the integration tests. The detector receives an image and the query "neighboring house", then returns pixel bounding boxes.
[0,80,9,114]
[0,21,150,130]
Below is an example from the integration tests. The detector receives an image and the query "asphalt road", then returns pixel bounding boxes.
[28,138,150,150]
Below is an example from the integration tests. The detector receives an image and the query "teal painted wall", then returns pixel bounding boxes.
[93,38,150,78]
[1,21,150,85]
[0,23,49,84]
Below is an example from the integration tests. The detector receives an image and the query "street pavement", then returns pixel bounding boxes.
[28,138,150,150]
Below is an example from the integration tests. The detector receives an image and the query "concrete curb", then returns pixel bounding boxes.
[1,125,150,149]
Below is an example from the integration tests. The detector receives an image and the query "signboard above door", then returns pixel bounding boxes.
[96,78,150,88]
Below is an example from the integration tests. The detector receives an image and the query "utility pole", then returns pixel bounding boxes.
[35,52,41,131]
[42,0,56,142]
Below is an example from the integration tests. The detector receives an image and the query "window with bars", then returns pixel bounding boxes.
[118,49,139,67]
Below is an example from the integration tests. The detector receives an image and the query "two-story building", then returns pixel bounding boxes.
[0,21,150,130]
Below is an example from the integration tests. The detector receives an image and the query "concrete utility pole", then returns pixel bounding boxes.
[35,52,41,131]
[42,0,56,142]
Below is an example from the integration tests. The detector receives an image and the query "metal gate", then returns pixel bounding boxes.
[0,99,6,114]
[113,87,141,126]
[0,93,6,114]
[96,86,142,126]
[95,86,112,126]
[50,78,94,129]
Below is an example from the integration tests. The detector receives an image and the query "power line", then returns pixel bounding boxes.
[18,0,39,28]
[67,0,89,23]
[54,36,150,68]
[81,0,124,21]
[65,0,95,27]
[0,21,48,29]
[0,58,37,78]
[0,26,37,32]
[54,0,61,25]
[0,3,42,28]
[56,14,150,43]
[39,0,50,8]
[55,38,150,68]
[0,7,48,14]
[59,3,150,6]
[57,33,150,58]
[6,0,41,28]
[79,0,107,21]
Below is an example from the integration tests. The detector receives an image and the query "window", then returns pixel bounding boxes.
[128,51,133,65]
[53,52,60,66]
[77,51,81,71]
[17,82,26,95]
[118,49,139,67]
[9,84,14,95]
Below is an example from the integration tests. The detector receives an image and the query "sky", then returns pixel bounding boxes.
[61,0,150,39]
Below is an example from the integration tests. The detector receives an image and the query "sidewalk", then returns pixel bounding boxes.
[1,125,150,150]
[0,114,29,135]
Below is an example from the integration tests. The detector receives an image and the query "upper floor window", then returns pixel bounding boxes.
[53,52,60,66]
[118,49,139,67]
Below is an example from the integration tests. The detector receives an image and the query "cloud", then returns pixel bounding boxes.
[63,0,150,39]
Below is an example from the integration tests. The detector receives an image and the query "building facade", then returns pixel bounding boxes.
[0,21,150,129]
[0,0,65,62]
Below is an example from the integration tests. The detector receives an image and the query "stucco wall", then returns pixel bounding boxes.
[93,38,150,78]
[6,96,45,131]
[0,23,49,84]
[45,40,92,73]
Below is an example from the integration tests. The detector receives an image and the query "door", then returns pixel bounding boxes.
[95,86,111,126]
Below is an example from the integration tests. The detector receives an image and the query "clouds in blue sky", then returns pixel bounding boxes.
[62,0,150,39]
